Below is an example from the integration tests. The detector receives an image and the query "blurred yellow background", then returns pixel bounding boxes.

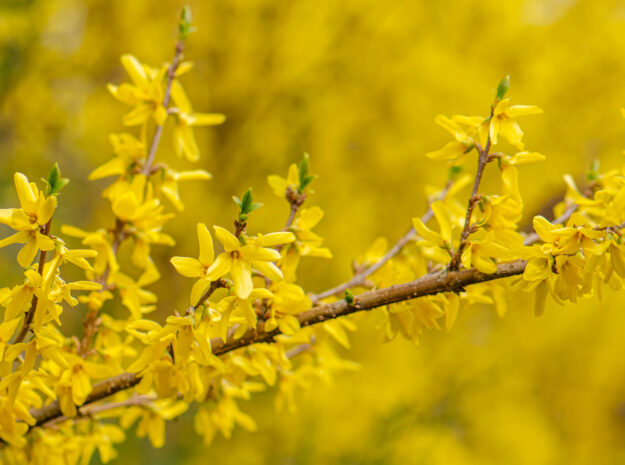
[3,0,625,463]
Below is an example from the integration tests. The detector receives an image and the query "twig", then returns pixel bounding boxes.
[449,140,491,270]
[142,40,184,175]
[42,395,156,428]
[13,219,52,344]
[310,181,452,303]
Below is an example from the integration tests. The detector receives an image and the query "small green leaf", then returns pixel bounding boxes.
[448,165,463,180]
[587,159,600,182]
[249,202,263,213]
[496,75,510,100]
[236,188,263,219]
[298,153,317,192]
[45,163,69,196]
[178,5,196,40]
[344,289,354,305]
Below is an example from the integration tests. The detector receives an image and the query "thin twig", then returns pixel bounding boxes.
[13,219,52,344]
[449,140,491,270]
[42,395,157,428]
[142,40,184,175]
[310,181,452,303]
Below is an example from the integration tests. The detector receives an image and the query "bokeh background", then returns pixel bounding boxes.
[3,0,625,463]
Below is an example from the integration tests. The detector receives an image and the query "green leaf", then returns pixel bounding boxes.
[344,289,354,305]
[178,5,196,40]
[249,202,263,212]
[496,75,510,100]
[241,188,253,213]
[587,159,600,182]
[45,163,69,196]
[298,153,317,192]
[236,188,263,219]
[448,165,463,180]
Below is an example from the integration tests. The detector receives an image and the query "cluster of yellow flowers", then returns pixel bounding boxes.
[3,11,625,464]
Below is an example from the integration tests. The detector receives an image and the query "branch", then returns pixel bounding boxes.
[28,259,527,430]
[310,181,452,303]
[449,140,491,270]
[142,40,184,175]
[14,219,52,344]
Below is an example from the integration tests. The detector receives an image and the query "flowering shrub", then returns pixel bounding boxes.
[1,7,625,464]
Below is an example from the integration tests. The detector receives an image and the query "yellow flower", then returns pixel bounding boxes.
[412,200,453,248]
[425,115,483,162]
[489,99,543,149]
[0,173,57,267]
[280,206,332,281]
[61,225,119,275]
[213,288,274,339]
[460,232,514,273]
[107,54,168,126]
[268,163,299,197]
[56,354,111,417]
[89,133,146,181]
[170,81,226,161]
[157,168,212,212]
[203,226,295,299]
[171,223,219,305]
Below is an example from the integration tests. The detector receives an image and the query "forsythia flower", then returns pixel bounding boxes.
[0,173,56,267]
[107,54,168,126]
[175,225,294,299]
[488,98,543,149]
[170,81,226,162]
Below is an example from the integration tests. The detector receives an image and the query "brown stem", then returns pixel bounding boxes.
[449,141,490,270]
[13,219,52,344]
[27,259,527,430]
[311,181,453,302]
[186,279,227,314]
[142,40,184,175]
[42,395,156,428]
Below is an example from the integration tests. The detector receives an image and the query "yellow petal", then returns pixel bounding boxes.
[197,223,214,265]
[412,218,441,245]
[174,123,199,162]
[240,245,281,262]
[231,259,253,299]
[17,239,38,268]
[213,226,240,252]
[251,232,295,247]
[253,261,283,282]
[267,175,288,197]
[14,173,37,213]
[204,253,233,281]
[170,256,204,278]
[120,54,148,85]
[192,113,226,126]
[171,80,191,113]
[191,278,212,306]
[505,105,543,118]
[89,158,126,180]
[431,201,452,243]
[277,315,300,335]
